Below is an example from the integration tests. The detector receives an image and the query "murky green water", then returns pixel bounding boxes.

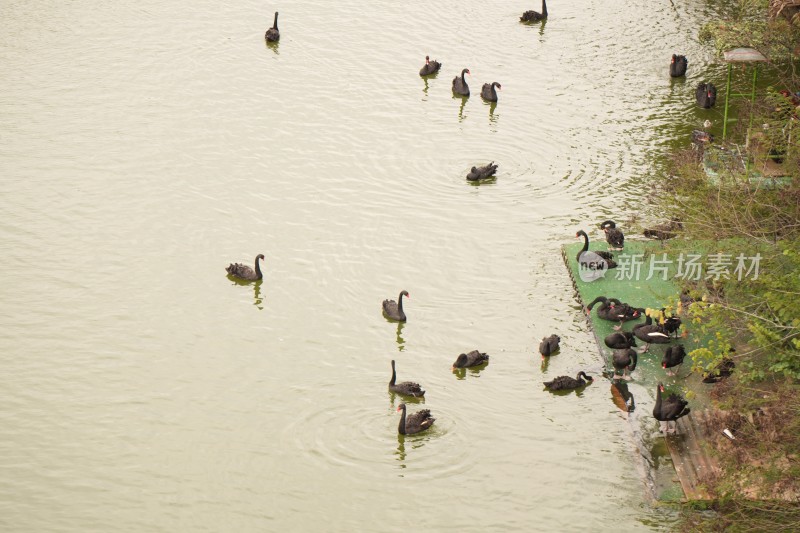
[1,1,725,531]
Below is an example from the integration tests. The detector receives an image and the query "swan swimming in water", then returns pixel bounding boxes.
[520,0,548,22]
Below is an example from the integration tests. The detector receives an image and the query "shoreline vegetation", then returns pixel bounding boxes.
[651,0,799,529]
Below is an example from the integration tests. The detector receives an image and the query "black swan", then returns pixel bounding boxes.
[389,360,425,398]
[520,0,548,22]
[662,345,687,376]
[543,371,593,391]
[397,403,435,435]
[452,68,471,97]
[265,12,280,42]
[466,162,498,181]
[632,314,671,353]
[419,55,442,76]
[663,313,682,339]
[585,296,640,329]
[453,350,489,369]
[226,254,265,281]
[575,230,617,269]
[702,357,735,383]
[696,82,717,109]
[605,331,637,349]
[669,54,687,77]
[480,82,501,102]
[612,348,638,380]
[653,382,690,434]
[539,334,560,357]
[643,218,682,240]
[382,290,409,322]
[600,220,624,250]
[608,299,642,326]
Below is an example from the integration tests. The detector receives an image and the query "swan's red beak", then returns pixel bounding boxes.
[662,363,667,368]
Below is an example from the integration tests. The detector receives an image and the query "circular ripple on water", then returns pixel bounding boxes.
[278,389,475,480]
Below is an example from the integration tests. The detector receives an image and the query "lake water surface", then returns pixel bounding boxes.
[1,1,725,531]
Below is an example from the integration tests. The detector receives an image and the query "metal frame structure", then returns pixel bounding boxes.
[721,47,768,140]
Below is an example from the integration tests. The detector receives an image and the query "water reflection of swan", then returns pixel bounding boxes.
[457,95,468,122]
[252,280,264,310]
[395,322,405,351]
[395,434,407,465]
[610,381,635,414]
[488,101,499,126]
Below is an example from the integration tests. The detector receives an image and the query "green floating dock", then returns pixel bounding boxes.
[562,237,721,501]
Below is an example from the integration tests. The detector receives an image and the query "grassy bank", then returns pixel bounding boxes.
[646,1,800,527]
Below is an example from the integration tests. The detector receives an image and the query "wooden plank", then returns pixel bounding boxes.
[664,410,721,500]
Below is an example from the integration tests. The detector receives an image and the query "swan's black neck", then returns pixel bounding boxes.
[254,256,263,277]
[390,360,396,385]
[577,371,588,382]
[397,292,405,312]
[542,0,548,17]
[461,69,468,83]
[586,295,608,310]
[654,384,663,414]
[273,12,279,30]
[397,404,406,434]
[577,230,589,254]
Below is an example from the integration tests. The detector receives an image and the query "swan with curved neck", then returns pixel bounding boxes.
[397,403,435,435]
[599,220,624,250]
[605,331,637,349]
[575,230,617,268]
[382,290,409,322]
[265,12,280,42]
[452,68,471,97]
[389,360,425,397]
[226,254,265,281]
[520,0,548,22]
[543,371,592,391]
[612,348,637,380]
[453,350,489,369]
[481,82,501,102]
[653,382,690,434]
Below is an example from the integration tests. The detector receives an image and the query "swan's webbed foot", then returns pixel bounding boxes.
[612,324,622,331]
